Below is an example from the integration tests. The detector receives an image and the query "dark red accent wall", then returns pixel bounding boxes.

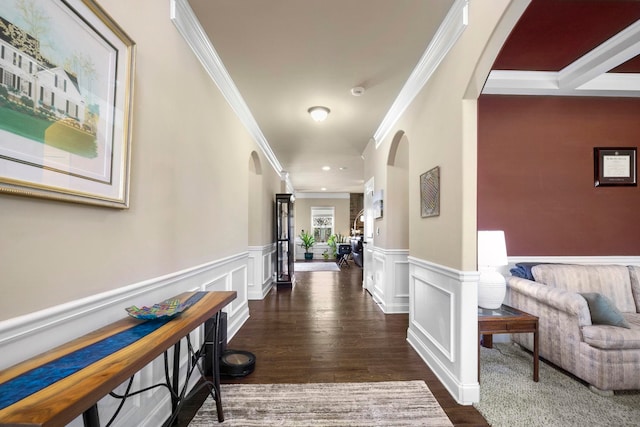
[478,95,640,256]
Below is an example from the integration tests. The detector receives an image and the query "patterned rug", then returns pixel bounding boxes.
[295,261,340,272]
[475,343,640,426]
[189,381,453,426]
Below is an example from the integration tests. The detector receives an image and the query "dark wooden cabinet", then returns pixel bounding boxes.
[275,193,295,288]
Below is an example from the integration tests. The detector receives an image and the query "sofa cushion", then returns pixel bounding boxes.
[531,264,635,313]
[582,313,640,349]
[628,265,640,313]
[580,293,630,328]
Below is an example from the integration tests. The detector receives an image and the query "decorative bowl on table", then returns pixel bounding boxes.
[125,298,186,320]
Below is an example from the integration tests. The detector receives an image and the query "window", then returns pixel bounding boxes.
[311,207,334,243]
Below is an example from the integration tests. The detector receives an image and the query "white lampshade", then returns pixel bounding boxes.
[308,106,330,122]
[477,230,508,267]
[477,230,508,309]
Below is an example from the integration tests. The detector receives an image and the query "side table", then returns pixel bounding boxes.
[477,304,539,382]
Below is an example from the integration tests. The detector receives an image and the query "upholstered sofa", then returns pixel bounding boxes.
[507,264,640,394]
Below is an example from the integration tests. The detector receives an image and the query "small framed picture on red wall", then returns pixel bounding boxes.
[594,147,637,187]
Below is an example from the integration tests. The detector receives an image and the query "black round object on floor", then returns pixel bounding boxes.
[220,349,256,377]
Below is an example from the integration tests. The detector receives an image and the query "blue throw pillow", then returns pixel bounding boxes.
[580,292,631,329]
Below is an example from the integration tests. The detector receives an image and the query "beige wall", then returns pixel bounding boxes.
[0,0,279,320]
[364,0,517,270]
[294,196,350,242]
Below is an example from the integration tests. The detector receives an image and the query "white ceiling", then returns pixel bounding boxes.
[177,0,640,194]
[184,0,455,193]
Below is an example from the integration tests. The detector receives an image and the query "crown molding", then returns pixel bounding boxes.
[483,20,640,98]
[294,192,350,199]
[170,0,284,175]
[373,0,468,148]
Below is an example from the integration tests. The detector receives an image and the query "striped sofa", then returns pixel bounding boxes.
[507,264,640,395]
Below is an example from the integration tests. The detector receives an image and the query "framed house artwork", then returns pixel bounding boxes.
[420,166,440,218]
[0,0,135,207]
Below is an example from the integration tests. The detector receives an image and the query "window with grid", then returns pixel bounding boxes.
[311,207,334,243]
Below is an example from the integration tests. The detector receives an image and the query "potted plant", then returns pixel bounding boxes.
[327,234,338,259]
[299,230,315,260]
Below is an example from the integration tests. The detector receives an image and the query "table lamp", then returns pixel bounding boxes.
[477,230,508,309]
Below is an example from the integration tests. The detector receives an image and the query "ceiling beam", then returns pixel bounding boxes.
[559,20,640,90]
[483,20,640,98]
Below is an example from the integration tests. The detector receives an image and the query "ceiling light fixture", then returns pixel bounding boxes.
[308,106,330,122]
[351,86,365,96]
[322,166,331,171]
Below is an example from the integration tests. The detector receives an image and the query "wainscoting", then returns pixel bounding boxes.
[405,255,640,406]
[0,252,251,427]
[406,256,480,406]
[247,244,275,299]
[369,247,410,313]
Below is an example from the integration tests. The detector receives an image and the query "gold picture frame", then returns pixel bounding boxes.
[0,0,135,207]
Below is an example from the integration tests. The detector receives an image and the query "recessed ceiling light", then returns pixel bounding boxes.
[308,106,330,122]
[322,166,331,171]
[339,166,347,170]
[321,187,327,191]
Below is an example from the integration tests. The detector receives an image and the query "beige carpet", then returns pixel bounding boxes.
[475,343,640,426]
[295,261,340,272]
[189,381,453,426]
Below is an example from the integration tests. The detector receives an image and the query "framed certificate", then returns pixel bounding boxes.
[594,147,637,187]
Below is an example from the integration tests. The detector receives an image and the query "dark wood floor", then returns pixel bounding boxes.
[177,261,489,426]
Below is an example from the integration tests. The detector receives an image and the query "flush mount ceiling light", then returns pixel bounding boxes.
[308,106,330,122]
[322,166,331,171]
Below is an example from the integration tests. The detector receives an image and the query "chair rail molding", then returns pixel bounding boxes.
[407,256,480,405]
[0,253,251,426]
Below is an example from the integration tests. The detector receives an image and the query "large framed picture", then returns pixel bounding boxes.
[594,147,637,187]
[0,0,135,207]
[420,166,440,218]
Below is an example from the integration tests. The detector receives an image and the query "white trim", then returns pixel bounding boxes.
[369,247,410,313]
[483,20,640,98]
[0,253,250,426]
[247,244,275,299]
[508,255,640,268]
[373,0,468,147]
[407,256,480,405]
[294,192,350,199]
[170,0,284,176]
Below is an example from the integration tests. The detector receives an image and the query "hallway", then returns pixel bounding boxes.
[181,263,488,426]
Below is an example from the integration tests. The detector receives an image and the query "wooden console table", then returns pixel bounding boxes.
[0,290,236,426]
[478,304,539,382]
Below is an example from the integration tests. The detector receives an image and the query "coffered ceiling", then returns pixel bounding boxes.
[484,0,640,97]
[179,0,640,194]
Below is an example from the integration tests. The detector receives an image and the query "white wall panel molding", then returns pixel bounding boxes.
[0,253,251,426]
[407,256,480,405]
[247,244,275,300]
[370,247,410,313]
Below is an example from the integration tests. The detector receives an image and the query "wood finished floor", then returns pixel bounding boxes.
[177,261,489,426]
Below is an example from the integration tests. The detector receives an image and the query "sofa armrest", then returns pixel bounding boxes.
[508,276,592,327]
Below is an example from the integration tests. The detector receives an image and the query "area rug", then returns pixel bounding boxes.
[475,343,640,427]
[295,261,340,272]
[189,381,453,426]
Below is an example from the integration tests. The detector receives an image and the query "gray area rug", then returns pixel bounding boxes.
[295,261,340,272]
[475,343,640,426]
[190,381,453,426]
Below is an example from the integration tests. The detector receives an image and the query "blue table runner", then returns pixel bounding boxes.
[0,292,206,410]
